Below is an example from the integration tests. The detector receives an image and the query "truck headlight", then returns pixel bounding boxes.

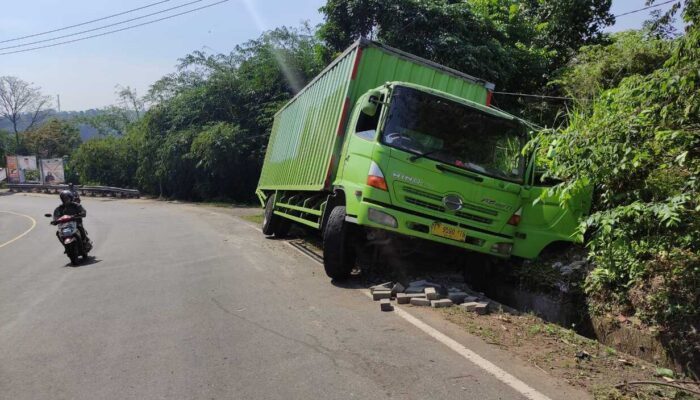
[368,208,398,228]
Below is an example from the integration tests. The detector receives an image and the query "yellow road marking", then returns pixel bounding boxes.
[0,211,37,249]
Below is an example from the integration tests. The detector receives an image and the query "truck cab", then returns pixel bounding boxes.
[333,82,590,267]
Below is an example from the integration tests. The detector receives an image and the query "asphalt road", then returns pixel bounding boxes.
[0,193,589,400]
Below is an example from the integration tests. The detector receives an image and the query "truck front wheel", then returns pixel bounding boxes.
[322,206,355,280]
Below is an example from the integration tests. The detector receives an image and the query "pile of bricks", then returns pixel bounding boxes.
[370,280,491,315]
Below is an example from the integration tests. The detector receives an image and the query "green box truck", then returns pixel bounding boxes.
[256,39,592,279]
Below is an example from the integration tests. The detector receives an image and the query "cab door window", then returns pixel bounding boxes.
[355,98,381,141]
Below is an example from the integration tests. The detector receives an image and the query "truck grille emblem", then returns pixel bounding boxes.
[442,194,463,211]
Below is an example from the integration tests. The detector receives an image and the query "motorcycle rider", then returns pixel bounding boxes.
[68,182,81,203]
[52,190,91,249]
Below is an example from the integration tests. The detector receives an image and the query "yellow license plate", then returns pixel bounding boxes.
[430,223,466,242]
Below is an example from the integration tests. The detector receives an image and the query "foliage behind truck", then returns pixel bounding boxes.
[256,39,592,279]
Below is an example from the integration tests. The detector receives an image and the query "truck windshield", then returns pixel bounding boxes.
[382,86,525,183]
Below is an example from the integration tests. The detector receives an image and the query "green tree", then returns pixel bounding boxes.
[0,129,14,167]
[69,135,138,187]
[521,0,615,66]
[318,0,612,88]
[75,106,135,136]
[319,0,543,91]
[133,25,325,201]
[23,119,81,159]
[553,30,676,104]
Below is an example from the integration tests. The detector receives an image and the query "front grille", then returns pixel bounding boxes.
[403,186,442,201]
[460,203,498,216]
[402,185,498,216]
[405,196,493,225]
[405,196,442,212]
[456,211,492,224]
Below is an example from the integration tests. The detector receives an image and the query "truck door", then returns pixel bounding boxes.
[511,146,593,259]
[337,95,383,186]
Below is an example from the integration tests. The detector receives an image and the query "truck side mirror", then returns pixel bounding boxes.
[361,90,382,117]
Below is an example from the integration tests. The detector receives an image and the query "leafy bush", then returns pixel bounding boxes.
[537,8,700,372]
[69,136,138,188]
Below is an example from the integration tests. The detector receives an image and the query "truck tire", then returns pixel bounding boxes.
[262,195,291,237]
[275,218,291,238]
[322,206,355,280]
[262,196,279,236]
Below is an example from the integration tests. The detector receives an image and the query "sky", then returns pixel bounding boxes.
[0,0,686,111]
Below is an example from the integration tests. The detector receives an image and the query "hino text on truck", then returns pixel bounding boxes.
[256,39,592,280]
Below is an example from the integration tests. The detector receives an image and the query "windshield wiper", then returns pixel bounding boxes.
[409,149,441,162]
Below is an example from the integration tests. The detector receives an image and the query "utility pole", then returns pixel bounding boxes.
[56,94,61,113]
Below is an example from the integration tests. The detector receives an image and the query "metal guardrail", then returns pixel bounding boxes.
[6,183,140,198]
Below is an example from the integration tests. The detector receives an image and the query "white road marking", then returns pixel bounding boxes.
[362,290,552,400]
[234,211,552,399]
[0,211,37,249]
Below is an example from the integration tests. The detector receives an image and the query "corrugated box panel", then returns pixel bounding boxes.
[257,48,356,190]
[349,45,488,105]
[257,40,491,193]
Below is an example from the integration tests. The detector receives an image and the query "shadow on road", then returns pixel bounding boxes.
[64,256,102,268]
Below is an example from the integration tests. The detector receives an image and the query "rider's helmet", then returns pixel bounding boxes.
[59,190,74,205]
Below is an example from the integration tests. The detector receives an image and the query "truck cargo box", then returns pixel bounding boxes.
[257,38,495,192]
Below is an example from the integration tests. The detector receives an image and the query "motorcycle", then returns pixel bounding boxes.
[45,213,92,265]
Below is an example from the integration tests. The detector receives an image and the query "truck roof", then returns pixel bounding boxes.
[276,38,497,117]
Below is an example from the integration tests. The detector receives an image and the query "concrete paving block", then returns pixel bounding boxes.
[410,297,431,307]
[424,287,439,300]
[431,299,453,308]
[405,286,425,294]
[391,282,406,295]
[462,296,479,303]
[372,289,392,301]
[370,282,392,293]
[396,293,426,304]
[461,302,479,312]
[447,291,469,304]
[474,302,490,315]
[380,298,394,312]
[396,293,410,304]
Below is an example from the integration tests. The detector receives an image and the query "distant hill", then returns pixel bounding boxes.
[0,110,115,141]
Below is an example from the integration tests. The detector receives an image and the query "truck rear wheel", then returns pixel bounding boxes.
[322,206,355,280]
[275,219,291,238]
[262,195,291,237]
[262,196,279,236]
